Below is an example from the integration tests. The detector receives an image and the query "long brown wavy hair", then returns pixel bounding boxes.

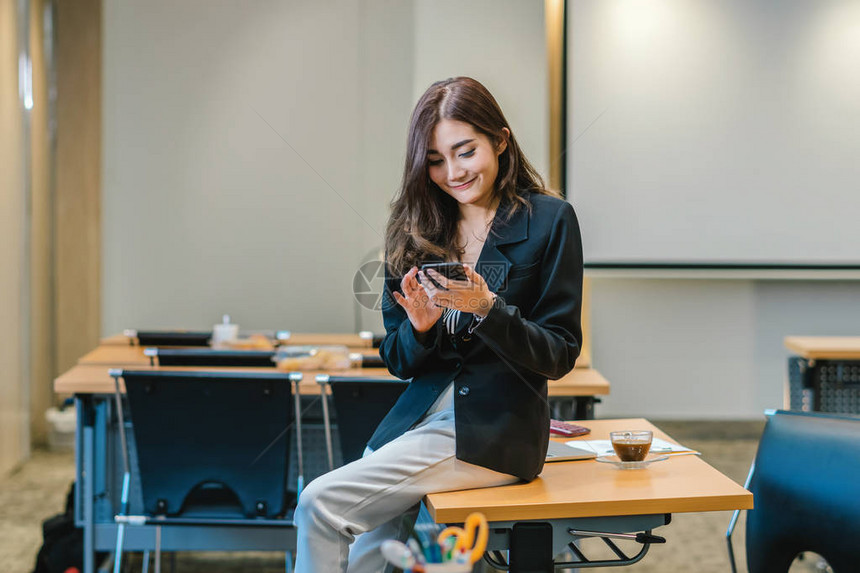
[384,77,559,276]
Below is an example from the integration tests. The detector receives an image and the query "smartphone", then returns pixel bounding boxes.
[418,262,467,289]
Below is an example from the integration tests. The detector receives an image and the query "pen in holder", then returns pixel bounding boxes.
[384,512,487,572]
[420,563,473,572]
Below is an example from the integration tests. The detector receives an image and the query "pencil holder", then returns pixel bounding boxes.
[419,563,472,572]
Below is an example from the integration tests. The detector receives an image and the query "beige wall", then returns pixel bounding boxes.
[56,0,101,374]
[0,0,28,474]
[101,0,547,337]
[29,0,53,445]
[101,0,416,335]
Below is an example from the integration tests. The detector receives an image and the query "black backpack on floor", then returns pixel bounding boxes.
[32,482,87,573]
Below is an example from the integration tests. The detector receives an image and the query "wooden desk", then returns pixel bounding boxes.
[100,330,593,368]
[78,345,150,365]
[784,336,860,360]
[77,344,381,366]
[427,418,752,569]
[784,336,860,413]
[100,332,376,348]
[428,418,750,522]
[55,364,392,396]
[56,362,610,399]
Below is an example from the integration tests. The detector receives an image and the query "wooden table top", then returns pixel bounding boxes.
[784,336,860,360]
[78,344,380,366]
[54,364,392,395]
[100,332,375,348]
[99,332,593,368]
[425,418,753,523]
[59,346,609,397]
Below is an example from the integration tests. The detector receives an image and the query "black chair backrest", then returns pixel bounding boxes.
[358,354,385,368]
[328,377,408,464]
[122,370,293,518]
[746,409,860,573]
[135,330,212,347]
[154,348,276,367]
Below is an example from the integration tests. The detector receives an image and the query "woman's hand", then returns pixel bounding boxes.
[392,267,443,333]
[419,264,496,317]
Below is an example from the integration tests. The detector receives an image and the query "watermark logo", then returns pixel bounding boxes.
[353,260,389,311]
[481,262,509,292]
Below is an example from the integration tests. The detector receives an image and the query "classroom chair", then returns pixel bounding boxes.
[144,347,276,367]
[125,329,213,347]
[726,409,860,573]
[315,375,409,469]
[109,369,305,573]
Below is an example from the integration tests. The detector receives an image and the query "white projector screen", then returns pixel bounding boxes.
[568,0,860,268]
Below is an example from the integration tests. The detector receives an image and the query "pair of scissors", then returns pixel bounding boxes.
[437,512,488,564]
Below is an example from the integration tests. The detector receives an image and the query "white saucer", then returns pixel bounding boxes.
[595,453,670,469]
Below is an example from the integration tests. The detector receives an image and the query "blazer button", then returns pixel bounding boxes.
[454,361,462,369]
[458,386,470,397]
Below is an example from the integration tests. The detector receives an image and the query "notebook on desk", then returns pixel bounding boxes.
[545,441,598,462]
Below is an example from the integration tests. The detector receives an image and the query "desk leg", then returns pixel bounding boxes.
[83,413,95,573]
[509,522,554,572]
[485,515,668,571]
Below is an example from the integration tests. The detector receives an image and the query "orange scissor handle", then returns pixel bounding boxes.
[437,526,467,552]
[462,512,488,563]
[437,512,488,564]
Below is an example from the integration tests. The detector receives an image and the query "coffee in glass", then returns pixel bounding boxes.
[610,430,653,462]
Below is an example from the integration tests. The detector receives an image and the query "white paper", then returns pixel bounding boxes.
[566,437,697,456]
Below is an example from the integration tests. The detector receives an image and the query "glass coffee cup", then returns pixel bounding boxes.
[610,430,653,462]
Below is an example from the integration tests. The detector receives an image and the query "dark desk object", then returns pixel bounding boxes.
[126,329,212,347]
[785,336,860,414]
[726,409,860,573]
[109,369,302,573]
[316,375,408,468]
[145,347,276,367]
[348,352,385,368]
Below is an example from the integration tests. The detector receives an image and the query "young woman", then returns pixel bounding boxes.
[294,77,583,573]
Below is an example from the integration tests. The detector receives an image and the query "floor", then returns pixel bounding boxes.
[0,421,829,573]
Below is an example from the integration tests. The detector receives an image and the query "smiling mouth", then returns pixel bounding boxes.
[449,178,477,191]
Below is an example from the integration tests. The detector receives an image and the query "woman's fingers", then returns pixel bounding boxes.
[461,264,486,287]
[419,272,445,300]
[400,267,419,294]
[425,269,448,290]
[392,290,412,311]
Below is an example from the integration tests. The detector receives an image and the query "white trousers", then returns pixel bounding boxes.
[294,385,519,573]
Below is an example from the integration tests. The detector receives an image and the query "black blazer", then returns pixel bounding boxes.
[368,193,583,480]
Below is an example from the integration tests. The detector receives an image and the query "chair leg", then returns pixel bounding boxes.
[113,523,125,573]
[726,459,756,573]
[154,525,162,573]
[285,550,293,573]
[141,551,150,573]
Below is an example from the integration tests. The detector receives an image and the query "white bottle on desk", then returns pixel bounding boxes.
[211,314,239,348]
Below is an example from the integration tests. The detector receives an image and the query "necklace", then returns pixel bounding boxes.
[458,207,497,255]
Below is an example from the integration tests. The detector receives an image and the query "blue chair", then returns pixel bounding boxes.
[727,409,860,573]
[144,347,277,367]
[125,329,212,347]
[110,369,305,573]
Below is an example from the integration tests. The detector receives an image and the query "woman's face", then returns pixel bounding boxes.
[427,119,507,209]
